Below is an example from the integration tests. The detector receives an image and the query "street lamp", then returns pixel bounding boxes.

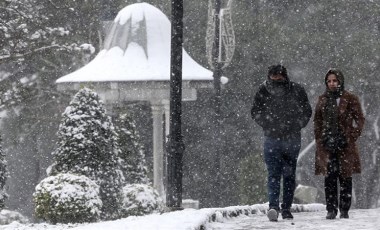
[206,0,235,106]
[205,0,235,207]
[166,0,184,209]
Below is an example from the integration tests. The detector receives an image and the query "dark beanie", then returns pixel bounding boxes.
[268,65,288,79]
[325,68,345,91]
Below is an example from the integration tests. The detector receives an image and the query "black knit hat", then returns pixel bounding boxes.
[268,65,288,79]
[325,68,345,91]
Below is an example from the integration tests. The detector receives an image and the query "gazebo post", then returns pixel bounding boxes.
[151,103,165,201]
[163,101,170,140]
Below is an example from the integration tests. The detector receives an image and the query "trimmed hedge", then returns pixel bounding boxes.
[34,173,102,224]
[120,184,163,217]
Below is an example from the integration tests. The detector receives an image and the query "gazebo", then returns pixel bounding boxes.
[56,3,227,200]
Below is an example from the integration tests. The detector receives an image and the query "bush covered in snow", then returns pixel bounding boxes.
[121,184,163,217]
[0,209,28,225]
[114,113,149,185]
[49,88,124,220]
[34,173,102,224]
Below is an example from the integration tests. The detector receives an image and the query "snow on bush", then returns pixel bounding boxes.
[121,184,163,217]
[33,173,102,224]
[0,136,8,209]
[114,113,149,185]
[50,87,124,220]
[0,209,28,225]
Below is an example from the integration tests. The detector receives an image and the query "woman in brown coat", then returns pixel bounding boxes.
[314,69,365,220]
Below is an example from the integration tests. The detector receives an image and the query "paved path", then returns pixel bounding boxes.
[206,209,380,230]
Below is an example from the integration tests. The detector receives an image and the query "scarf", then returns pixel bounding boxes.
[265,79,290,96]
[323,90,346,154]
[324,90,340,137]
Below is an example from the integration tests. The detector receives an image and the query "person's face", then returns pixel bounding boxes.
[326,74,340,91]
[270,74,285,81]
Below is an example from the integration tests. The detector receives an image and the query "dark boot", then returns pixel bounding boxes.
[339,177,352,214]
[281,209,294,219]
[340,210,349,219]
[326,210,337,219]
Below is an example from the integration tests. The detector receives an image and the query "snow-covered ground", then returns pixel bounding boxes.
[0,204,379,230]
[207,207,380,230]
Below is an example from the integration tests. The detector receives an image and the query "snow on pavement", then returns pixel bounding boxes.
[0,204,379,230]
[207,208,380,230]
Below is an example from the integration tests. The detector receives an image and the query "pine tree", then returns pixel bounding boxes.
[0,136,8,209]
[50,87,124,220]
[0,0,103,216]
[115,113,149,185]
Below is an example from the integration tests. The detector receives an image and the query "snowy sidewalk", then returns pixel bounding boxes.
[207,208,380,230]
[1,204,379,230]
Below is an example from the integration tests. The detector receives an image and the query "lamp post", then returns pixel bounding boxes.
[213,0,222,120]
[206,0,235,114]
[211,0,223,208]
[206,0,235,207]
[166,0,184,209]
[210,0,236,118]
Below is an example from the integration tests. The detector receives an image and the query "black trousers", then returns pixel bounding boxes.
[324,156,352,213]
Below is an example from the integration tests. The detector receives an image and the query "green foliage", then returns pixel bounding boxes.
[50,88,124,220]
[34,173,102,224]
[0,210,29,225]
[0,136,8,209]
[0,0,97,109]
[114,112,149,185]
[0,0,107,217]
[120,184,163,217]
[237,152,267,205]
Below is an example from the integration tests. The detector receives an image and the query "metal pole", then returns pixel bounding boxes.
[166,0,184,209]
[213,0,223,120]
[212,0,223,207]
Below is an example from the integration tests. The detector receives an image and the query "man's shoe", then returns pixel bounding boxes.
[340,211,349,219]
[267,209,279,222]
[326,210,337,219]
[281,209,293,219]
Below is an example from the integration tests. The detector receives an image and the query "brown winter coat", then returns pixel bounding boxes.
[314,90,365,178]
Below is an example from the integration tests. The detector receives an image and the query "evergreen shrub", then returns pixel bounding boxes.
[114,113,149,185]
[120,184,163,217]
[34,173,102,224]
[49,87,124,220]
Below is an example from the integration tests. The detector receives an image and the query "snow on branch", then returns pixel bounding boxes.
[0,44,74,64]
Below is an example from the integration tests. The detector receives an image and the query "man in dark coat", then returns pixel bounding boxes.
[251,65,312,221]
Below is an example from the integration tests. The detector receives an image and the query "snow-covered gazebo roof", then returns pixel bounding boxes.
[56,2,226,103]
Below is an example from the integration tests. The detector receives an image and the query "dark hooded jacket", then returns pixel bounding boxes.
[251,73,312,140]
